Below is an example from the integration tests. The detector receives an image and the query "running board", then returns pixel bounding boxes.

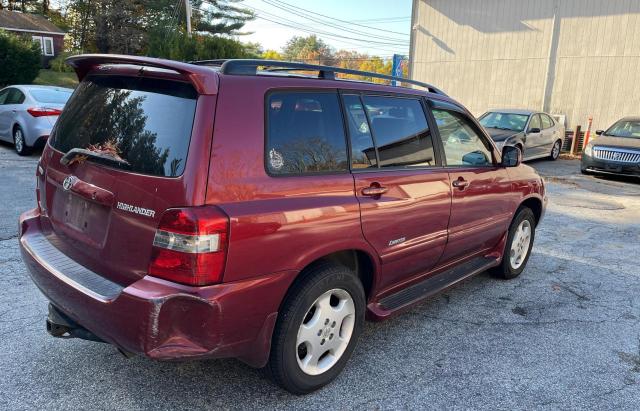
[378,257,498,312]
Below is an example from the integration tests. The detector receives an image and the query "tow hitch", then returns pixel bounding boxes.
[46,303,104,343]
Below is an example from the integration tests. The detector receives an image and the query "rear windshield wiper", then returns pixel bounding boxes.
[60,148,130,168]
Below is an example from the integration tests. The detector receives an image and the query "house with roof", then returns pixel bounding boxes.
[0,10,65,66]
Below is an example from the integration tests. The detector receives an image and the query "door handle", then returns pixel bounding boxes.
[361,185,388,197]
[452,178,469,189]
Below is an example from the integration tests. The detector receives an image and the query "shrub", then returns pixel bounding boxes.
[49,52,75,73]
[0,30,41,86]
[146,28,252,61]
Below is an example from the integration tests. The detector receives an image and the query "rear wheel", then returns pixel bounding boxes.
[267,263,365,394]
[13,126,30,156]
[492,207,536,279]
[549,140,561,160]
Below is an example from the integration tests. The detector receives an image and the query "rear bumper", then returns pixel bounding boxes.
[581,155,640,177]
[19,208,296,367]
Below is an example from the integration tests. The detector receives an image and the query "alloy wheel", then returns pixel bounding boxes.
[296,288,355,376]
[552,141,561,159]
[510,219,532,269]
[14,129,24,153]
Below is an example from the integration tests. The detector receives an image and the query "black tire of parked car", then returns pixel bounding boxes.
[492,207,536,280]
[13,126,31,156]
[266,262,365,394]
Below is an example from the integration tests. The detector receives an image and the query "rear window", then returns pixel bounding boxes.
[51,75,197,177]
[30,89,72,104]
[266,91,348,175]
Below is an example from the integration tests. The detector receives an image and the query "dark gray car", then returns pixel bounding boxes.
[479,109,565,161]
[581,117,640,177]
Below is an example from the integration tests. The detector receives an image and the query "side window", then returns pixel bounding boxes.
[431,105,494,167]
[6,89,25,104]
[266,91,348,175]
[362,96,436,168]
[541,114,554,129]
[528,114,542,131]
[0,89,9,105]
[342,94,377,169]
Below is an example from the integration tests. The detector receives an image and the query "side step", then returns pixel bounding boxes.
[378,257,498,311]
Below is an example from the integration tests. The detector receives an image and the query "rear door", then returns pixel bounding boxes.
[429,99,513,265]
[541,113,559,151]
[345,93,451,291]
[40,72,213,286]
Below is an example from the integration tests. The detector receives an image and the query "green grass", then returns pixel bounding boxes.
[32,69,78,88]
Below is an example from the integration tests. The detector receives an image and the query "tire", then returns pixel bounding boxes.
[549,140,561,161]
[267,262,365,394]
[492,207,536,280]
[13,126,30,156]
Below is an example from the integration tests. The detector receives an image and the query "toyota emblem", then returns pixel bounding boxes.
[62,176,76,191]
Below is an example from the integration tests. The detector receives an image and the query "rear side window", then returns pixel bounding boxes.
[6,89,25,104]
[266,91,348,175]
[51,75,197,177]
[541,114,554,129]
[362,96,435,168]
[343,94,377,169]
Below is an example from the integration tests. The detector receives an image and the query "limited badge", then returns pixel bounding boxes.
[269,149,284,170]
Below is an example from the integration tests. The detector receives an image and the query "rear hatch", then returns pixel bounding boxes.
[38,65,216,286]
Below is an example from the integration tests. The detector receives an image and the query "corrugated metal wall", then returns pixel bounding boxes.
[410,0,640,130]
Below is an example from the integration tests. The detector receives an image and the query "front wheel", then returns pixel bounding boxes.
[13,126,30,156]
[267,263,365,394]
[492,207,536,279]
[549,140,561,160]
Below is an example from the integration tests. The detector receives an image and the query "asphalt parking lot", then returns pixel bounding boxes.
[0,144,638,410]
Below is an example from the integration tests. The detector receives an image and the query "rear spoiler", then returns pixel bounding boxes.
[66,54,219,95]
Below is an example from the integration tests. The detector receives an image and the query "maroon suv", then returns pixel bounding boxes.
[20,55,546,394]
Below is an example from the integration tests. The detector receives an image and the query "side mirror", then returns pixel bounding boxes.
[528,127,541,134]
[501,145,521,167]
[596,130,604,135]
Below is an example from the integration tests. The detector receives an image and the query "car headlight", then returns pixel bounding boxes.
[584,142,594,156]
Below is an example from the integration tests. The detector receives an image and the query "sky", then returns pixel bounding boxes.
[49,0,413,58]
[234,0,412,57]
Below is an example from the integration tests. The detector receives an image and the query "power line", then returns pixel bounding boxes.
[263,0,410,37]
[260,0,409,43]
[243,4,408,48]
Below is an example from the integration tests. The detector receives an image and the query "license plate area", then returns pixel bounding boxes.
[50,190,111,248]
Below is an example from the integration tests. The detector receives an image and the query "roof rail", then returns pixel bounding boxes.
[191,59,446,95]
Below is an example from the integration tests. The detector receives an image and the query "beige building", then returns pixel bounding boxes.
[409,0,640,131]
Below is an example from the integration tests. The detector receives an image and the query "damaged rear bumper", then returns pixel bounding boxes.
[19,208,296,367]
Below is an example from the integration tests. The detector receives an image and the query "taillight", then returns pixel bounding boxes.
[148,207,229,286]
[27,107,62,117]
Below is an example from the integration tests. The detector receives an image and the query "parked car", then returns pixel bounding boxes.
[478,109,565,161]
[0,85,73,155]
[581,117,640,177]
[19,56,546,394]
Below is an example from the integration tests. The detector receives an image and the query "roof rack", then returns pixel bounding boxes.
[190,59,446,95]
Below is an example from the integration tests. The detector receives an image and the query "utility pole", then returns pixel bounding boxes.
[185,0,192,37]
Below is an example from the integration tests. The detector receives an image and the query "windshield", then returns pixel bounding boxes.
[30,89,73,104]
[479,112,529,132]
[604,120,640,138]
[50,75,197,177]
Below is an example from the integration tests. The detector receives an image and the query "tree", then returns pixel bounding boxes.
[0,30,41,87]
[262,49,282,60]
[282,35,334,65]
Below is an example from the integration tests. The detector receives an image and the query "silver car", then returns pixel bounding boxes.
[0,85,73,155]
[479,109,566,161]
